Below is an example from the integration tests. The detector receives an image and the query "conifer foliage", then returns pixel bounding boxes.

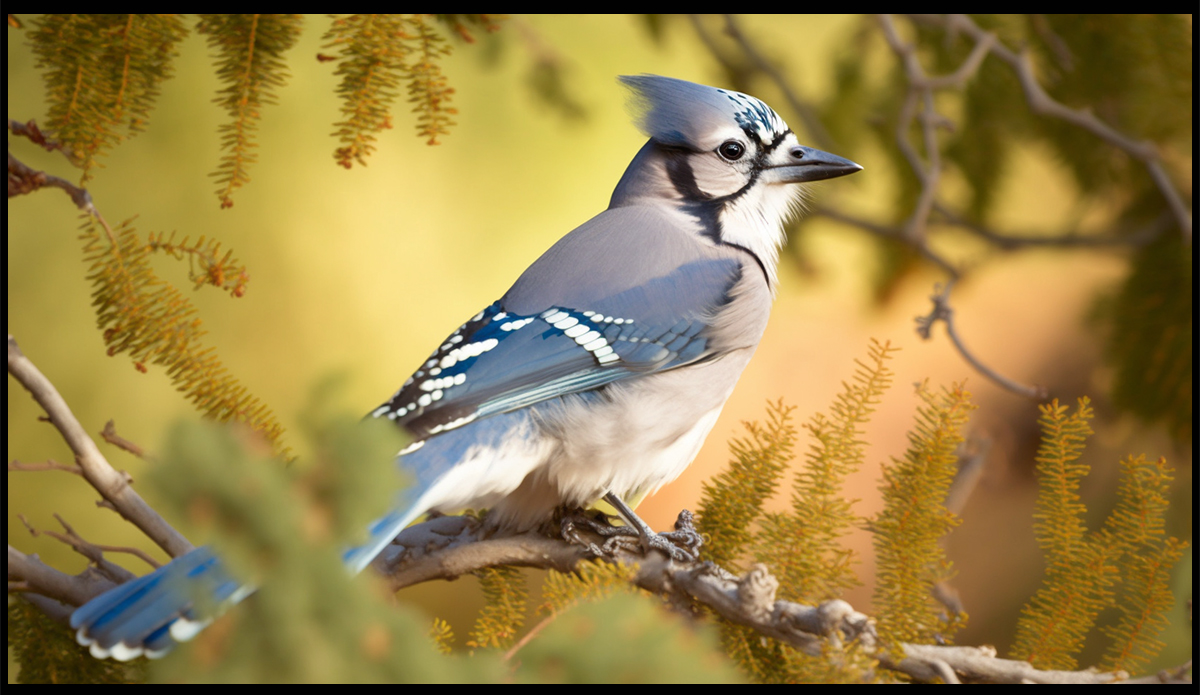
[29,14,188,181]
[1011,399,1188,673]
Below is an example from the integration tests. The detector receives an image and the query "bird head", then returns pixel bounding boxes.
[611,74,861,286]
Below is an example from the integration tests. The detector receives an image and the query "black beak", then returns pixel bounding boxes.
[772,145,863,183]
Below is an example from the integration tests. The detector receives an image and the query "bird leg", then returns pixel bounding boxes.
[601,493,702,562]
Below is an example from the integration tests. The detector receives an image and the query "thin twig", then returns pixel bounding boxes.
[9,458,84,476]
[876,14,997,245]
[8,119,67,153]
[8,151,95,212]
[19,513,161,570]
[906,14,1191,242]
[8,335,193,557]
[811,206,960,280]
[933,202,1170,250]
[502,613,557,662]
[915,286,1049,400]
[100,420,151,460]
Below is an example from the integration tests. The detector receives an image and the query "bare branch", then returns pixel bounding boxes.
[100,420,152,460]
[893,643,1126,684]
[8,335,193,558]
[811,205,961,280]
[877,14,998,245]
[7,545,123,609]
[906,14,1191,242]
[933,202,1171,250]
[19,513,161,570]
[8,151,96,212]
[915,286,1049,400]
[9,458,84,476]
[8,119,69,154]
[380,516,594,591]
[367,516,1138,682]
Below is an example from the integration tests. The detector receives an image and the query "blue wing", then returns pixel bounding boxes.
[349,258,742,573]
[371,206,746,441]
[369,258,737,440]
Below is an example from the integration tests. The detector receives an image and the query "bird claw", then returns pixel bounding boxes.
[663,509,704,555]
[631,509,703,562]
[560,513,610,557]
[560,507,702,562]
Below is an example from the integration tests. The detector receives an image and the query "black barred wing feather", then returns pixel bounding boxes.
[370,257,742,440]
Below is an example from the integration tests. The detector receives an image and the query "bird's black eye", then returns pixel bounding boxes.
[717,140,745,161]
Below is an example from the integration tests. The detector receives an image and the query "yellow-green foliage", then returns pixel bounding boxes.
[196,14,304,208]
[513,593,743,684]
[467,566,528,651]
[81,216,288,457]
[28,14,188,182]
[8,600,145,684]
[403,16,458,146]
[429,617,455,655]
[1011,399,1111,670]
[1100,457,1188,674]
[871,382,974,650]
[323,15,497,166]
[22,14,496,205]
[696,399,797,573]
[540,559,647,617]
[696,341,903,682]
[141,409,500,682]
[759,339,898,603]
[1012,400,1188,673]
[145,231,251,297]
[464,348,1183,682]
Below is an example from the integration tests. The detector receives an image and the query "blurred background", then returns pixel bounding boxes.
[8,14,1192,675]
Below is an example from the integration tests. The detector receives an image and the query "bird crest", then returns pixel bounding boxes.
[620,74,788,147]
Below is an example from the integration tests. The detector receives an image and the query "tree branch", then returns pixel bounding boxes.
[915,285,1050,400]
[8,335,193,558]
[905,14,1191,242]
[2,337,1147,683]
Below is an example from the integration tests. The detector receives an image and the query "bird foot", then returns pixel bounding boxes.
[560,510,614,557]
[560,508,702,562]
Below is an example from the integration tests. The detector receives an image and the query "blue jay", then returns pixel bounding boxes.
[69,74,860,660]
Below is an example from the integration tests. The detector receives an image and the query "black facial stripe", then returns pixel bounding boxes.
[661,148,771,283]
[714,127,790,208]
[722,241,769,285]
[763,129,792,155]
[665,152,710,201]
[663,153,723,243]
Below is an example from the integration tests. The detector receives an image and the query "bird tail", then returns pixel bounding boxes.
[69,546,251,660]
[70,437,450,659]
[70,489,428,659]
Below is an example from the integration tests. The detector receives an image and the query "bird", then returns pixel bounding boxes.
[68,74,861,660]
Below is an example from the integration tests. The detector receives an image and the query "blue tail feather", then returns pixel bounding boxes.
[70,546,242,660]
[71,479,434,659]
